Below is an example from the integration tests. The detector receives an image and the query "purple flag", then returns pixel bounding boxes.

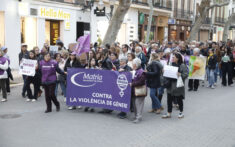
[75,34,90,56]
[66,68,132,112]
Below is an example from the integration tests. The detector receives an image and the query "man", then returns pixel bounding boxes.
[19,44,29,98]
[117,57,132,119]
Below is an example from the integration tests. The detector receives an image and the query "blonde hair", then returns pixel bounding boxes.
[151,53,159,61]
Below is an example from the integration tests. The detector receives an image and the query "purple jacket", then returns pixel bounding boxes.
[40,59,64,84]
[132,68,146,97]
[0,57,7,75]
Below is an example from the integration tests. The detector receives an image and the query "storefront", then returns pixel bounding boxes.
[168,19,191,41]
[19,2,78,49]
[157,16,168,43]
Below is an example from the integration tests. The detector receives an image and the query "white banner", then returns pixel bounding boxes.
[163,65,178,79]
[19,59,37,76]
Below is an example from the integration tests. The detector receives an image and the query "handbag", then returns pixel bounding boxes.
[134,85,147,97]
[176,76,184,88]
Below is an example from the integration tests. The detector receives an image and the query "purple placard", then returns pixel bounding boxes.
[66,68,132,112]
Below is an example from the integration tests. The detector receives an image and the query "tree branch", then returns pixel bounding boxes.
[207,2,229,10]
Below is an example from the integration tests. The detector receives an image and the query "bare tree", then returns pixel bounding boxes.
[187,0,229,42]
[222,13,235,42]
[145,0,153,43]
[102,0,131,46]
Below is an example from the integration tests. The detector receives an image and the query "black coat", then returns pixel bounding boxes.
[101,57,113,70]
[119,65,132,72]
[208,54,217,70]
[146,61,161,88]
[19,51,29,64]
[64,59,82,71]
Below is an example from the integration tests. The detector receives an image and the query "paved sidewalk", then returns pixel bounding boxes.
[0,81,235,147]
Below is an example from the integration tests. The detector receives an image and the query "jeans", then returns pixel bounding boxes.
[55,81,66,97]
[150,88,162,109]
[0,79,7,99]
[207,68,215,86]
[214,63,219,83]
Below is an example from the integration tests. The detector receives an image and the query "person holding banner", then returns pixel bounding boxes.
[39,53,66,113]
[162,53,188,119]
[64,52,82,110]
[131,58,146,123]
[25,51,41,102]
[146,53,163,114]
[188,48,200,92]
[117,57,132,119]
[0,49,9,102]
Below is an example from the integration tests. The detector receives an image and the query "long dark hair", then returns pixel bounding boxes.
[173,53,183,65]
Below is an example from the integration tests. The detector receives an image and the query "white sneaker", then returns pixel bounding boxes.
[178,112,184,118]
[77,106,82,109]
[206,85,211,88]
[26,98,31,102]
[32,99,36,102]
[68,106,75,110]
[211,85,215,89]
[1,98,7,102]
[214,83,217,86]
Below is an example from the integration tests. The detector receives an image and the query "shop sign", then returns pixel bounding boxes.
[65,21,70,31]
[157,16,168,27]
[39,7,71,31]
[168,19,175,24]
[39,7,71,20]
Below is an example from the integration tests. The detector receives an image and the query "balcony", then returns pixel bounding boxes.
[132,0,172,11]
[215,17,226,23]
[174,9,193,20]
[39,0,85,5]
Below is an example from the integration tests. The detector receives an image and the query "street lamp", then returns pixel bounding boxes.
[109,0,115,18]
[97,0,105,10]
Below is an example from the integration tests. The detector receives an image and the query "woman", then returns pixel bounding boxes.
[162,53,188,119]
[127,53,135,69]
[25,51,41,102]
[54,53,66,102]
[146,53,163,114]
[221,48,234,86]
[64,52,82,110]
[0,50,9,102]
[110,52,119,70]
[131,58,146,123]
[207,49,217,89]
[39,53,66,113]
[84,58,97,112]
[135,46,146,69]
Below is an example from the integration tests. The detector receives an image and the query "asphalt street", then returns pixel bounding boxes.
[0,80,235,147]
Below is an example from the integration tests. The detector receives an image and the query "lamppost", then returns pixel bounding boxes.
[94,0,116,20]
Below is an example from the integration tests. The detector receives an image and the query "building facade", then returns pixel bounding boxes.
[168,0,194,41]
[0,0,90,69]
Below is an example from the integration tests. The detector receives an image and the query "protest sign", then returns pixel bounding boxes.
[189,56,206,80]
[163,65,178,79]
[66,68,132,112]
[49,46,58,54]
[19,59,37,76]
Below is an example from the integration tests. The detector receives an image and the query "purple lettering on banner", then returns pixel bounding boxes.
[66,68,132,112]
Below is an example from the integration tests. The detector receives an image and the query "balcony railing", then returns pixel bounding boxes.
[132,0,172,11]
[215,17,226,23]
[203,17,211,24]
[174,9,193,20]
[40,0,85,5]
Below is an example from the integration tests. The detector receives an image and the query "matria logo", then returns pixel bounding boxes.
[71,72,103,88]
